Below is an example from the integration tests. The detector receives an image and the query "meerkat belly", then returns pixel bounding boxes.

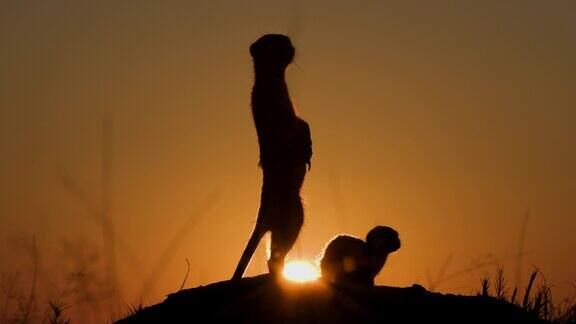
[259,139,310,171]
[260,170,304,219]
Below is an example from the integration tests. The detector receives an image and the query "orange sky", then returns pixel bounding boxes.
[1,0,575,321]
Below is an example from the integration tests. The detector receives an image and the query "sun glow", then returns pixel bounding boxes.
[282,260,320,283]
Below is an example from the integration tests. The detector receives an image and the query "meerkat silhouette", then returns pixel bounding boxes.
[232,34,312,280]
[320,226,400,286]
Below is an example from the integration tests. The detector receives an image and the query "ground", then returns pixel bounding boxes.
[116,274,546,323]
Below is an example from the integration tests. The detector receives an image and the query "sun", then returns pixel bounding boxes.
[282,260,320,283]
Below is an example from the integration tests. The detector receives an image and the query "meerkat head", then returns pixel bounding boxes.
[250,34,295,69]
[365,226,401,256]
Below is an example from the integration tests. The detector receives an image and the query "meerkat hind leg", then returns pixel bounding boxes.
[267,203,303,277]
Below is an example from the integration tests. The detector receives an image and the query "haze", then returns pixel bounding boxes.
[1,0,574,321]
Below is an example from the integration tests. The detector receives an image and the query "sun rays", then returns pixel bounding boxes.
[282,260,320,283]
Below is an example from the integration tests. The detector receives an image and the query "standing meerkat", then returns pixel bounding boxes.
[232,34,312,280]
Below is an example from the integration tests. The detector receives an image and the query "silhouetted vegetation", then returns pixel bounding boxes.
[45,302,71,324]
[114,266,576,323]
[478,267,576,323]
[1,234,574,323]
[0,236,116,323]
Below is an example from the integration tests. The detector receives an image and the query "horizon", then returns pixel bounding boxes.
[1,1,575,322]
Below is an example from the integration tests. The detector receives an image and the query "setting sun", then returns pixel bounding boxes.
[282,260,320,283]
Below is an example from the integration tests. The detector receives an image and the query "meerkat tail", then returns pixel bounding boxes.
[232,228,265,280]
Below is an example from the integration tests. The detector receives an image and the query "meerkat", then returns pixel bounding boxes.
[320,226,400,286]
[232,34,312,280]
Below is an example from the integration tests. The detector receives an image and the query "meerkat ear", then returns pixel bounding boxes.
[250,42,260,58]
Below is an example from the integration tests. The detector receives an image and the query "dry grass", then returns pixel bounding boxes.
[478,267,576,323]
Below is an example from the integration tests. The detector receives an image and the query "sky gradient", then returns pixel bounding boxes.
[1,0,575,321]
